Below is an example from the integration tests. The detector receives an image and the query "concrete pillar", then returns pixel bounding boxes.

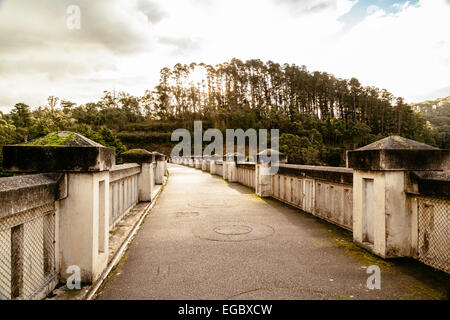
[164,160,167,176]
[202,160,207,171]
[222,161,229,180]
[3,132,116,284]
[122,149,155,202]
[59,171,110,283]
[210,160,216,175]
[156,161,165,184]
[227,161,237,182]
[347,135,450,258]
[256,163,272,197]
[150,152,166,185]
[138,162,154,201]
[195,158,202,169]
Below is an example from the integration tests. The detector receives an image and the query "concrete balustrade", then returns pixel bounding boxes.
[176,136,450,274]
[0,173,66,300]
[255,163,272,197]
[121,149,155,202]
[2,133,117,284]
[236,163,256,189]
[0,133,168,299]
[347,136,450,259]
[210,160,216,175]
[215,161,223,176]
[201,159,207,171]
[154,152,166,185]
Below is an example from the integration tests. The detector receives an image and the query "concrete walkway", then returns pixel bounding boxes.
[97,164,448,300]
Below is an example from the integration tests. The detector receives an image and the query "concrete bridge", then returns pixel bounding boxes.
[0,132,449,300]
[96,164,448,299]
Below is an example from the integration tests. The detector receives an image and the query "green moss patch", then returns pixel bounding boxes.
[20,132,76,146]
[123,149,148,154]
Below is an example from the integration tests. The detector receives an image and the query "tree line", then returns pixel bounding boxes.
[0,58,443,174]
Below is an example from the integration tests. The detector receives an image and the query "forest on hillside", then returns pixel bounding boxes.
[411,96,450,149]
[0,59,444,175]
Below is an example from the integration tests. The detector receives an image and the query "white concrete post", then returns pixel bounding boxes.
[256,163,272,197]
[155,160,165,185]
[222,161,229,180]
[227,161,237,182]
[138,162,154,201]
[195,159,202,169]
[164,160,167,176]
[59,171,110,283]
[210,160,216,175]
[352,170,407,258]
[202,160,207,171]
[348,136,450,259]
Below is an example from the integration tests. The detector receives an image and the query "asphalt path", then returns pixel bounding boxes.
[97,164,448,300]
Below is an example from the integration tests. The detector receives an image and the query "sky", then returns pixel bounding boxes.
[0,0,449,113]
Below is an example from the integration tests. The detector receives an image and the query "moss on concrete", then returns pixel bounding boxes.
[20,132,76,146]
[95,250,130,299]
[397,278,447,300]
[123,149,148,154]
[317,221,448,300]
[317,223,394,269]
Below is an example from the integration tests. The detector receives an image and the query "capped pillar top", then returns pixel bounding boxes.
[152,152,166,161]
[347,135,450,171]
[210,154,223,161]
[224,152,246,162]
[3,131,115,173]
[122,149,154,164]
[254,149,287,164]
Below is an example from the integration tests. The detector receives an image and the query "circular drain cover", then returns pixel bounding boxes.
[193,222,274,242]
[214,225,253,235]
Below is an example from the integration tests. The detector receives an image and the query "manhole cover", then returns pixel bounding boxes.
[193,222,274,242]
[214,225,253,235]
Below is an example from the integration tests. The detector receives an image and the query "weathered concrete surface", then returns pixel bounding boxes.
[97,164,449,300]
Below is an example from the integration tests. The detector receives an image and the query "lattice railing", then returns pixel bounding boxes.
[416,196,450,274]
[0,203,57,300]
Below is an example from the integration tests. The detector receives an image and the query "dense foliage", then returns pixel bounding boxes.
[0,59,445,175]
[410,96,450,149]
[0,98,126,175]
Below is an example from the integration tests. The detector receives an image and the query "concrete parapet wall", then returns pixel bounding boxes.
[177,145,449,273]
[271,169,353,231]
[236,163,255,189]
[0,174,63,299]
[215,162,223,176]
[109,164,141,228]
[0,135,169,299]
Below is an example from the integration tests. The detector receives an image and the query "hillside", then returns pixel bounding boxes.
[411,96,450,148]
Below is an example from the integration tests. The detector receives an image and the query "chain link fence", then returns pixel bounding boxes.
[417,196,449,274]
[0,203,57,300]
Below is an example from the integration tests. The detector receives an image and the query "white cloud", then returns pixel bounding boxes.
[0,0,448,113]
[366,5,381,15]
[327,0,450,102]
